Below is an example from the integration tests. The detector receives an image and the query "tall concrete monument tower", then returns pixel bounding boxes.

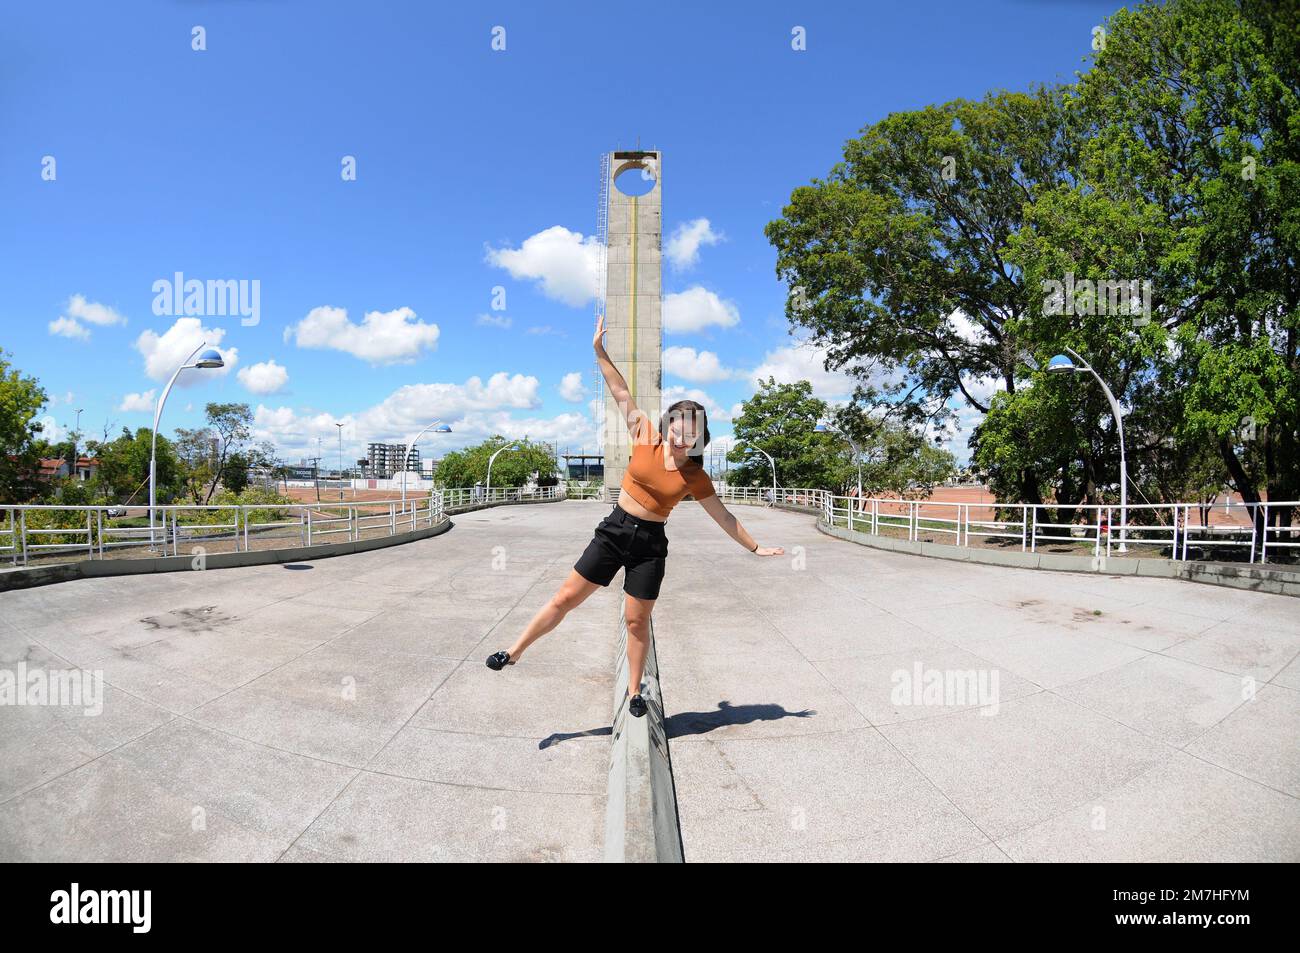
[600,150,663,497]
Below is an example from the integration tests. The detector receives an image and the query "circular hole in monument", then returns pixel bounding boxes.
[614,164,657,196]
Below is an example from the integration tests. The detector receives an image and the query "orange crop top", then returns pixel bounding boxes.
[620,415,716,517]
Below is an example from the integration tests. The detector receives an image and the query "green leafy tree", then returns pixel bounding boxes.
[173,427,217,505]
[244,440,281,491]
[1067,0,1300,535]
[223,451,251,495]
[203,403,253,503]
[727,378,839,488]
[767,0,1298,540]
[50,477,105,506]
[169,403,255,504]
[765,85,1078,504]
[973,385,1090,520]
[0,351,48,501]
[87,427,182,503]
[435,437,556,488]
[820,412,958,496]
[32,434,77,471]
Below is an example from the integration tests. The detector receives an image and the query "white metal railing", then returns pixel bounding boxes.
[440,484,563,510]
[805,493,1299,565]
[0,484,565,566]
[4,484,1294,568]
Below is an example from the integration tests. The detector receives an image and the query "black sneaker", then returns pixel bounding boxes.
[628,693,647,718]
[486,651,515,670]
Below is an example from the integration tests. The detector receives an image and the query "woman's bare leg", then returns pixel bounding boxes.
[504,569,602,661]
[624,593,656,697]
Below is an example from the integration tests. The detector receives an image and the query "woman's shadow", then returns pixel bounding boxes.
[539,700,816,749]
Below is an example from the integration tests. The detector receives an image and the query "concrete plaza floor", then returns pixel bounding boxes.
[1,499,1297,861]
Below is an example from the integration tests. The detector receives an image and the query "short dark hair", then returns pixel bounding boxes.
[659,400,710,461]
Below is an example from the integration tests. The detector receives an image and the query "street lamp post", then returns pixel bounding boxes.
[401,421,452,503]
[486,441,524,498]
[815,421,863,504]
[335,422,345,501]
[150,343,224,547]
[1046,346,1129,553]
[742,445,777,502]
[74,408,83,479]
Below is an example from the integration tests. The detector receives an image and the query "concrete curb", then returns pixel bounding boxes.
[817,519,1300,597]
[773,502,824,516]
[442,496,559,516]
[604,600,685,863]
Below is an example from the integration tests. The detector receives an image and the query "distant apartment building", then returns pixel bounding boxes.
[366,442,419,478]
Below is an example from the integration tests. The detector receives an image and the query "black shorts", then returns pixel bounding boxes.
[574,504,669,600]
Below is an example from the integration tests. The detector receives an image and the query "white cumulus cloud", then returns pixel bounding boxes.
[746,341,859,401]
[485,225,601,307]
[49,316,90,340]
[948,309,991,345]
[665,218,723,271]
[119,390,157,413]
[69,294,126,326]
[48,295,127,341]
[134,317,238,384]
[663,346,735,383]
[350,373,541,442]
[663,286,740,333]
[559,371,587,402]
[959,372,1007,408]
[284,306,439,365]
[248,373,592,461]
[36,415,68,444]
[252,405,351,452]
[238,359,289,395]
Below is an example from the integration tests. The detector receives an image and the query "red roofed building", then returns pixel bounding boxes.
[35,457,99,482]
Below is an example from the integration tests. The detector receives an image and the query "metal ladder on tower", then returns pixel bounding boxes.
[593,151,611,472]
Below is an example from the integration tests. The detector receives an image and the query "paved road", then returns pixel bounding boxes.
[0,501,621,861]
[656,503,1300,861]
[1,499,1297,861]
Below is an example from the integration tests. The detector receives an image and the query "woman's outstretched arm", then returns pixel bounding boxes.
[698,495,784,556]
[593,314,647,438]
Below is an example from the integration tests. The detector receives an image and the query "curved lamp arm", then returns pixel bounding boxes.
[741,444,777,498]
[817,422,865,501]
[148,342,206,544]
[401,420,446,502]
[151,343,204,462]
[486,441,524,494]
[1063,346,1126,463]
[1063,345,1129,551]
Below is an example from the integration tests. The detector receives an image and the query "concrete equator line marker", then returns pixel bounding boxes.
[604,599,685,862]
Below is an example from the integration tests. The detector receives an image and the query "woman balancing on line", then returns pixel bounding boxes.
[486,314,784,717]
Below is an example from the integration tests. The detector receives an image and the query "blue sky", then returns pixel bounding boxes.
[1,0,1118,469]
